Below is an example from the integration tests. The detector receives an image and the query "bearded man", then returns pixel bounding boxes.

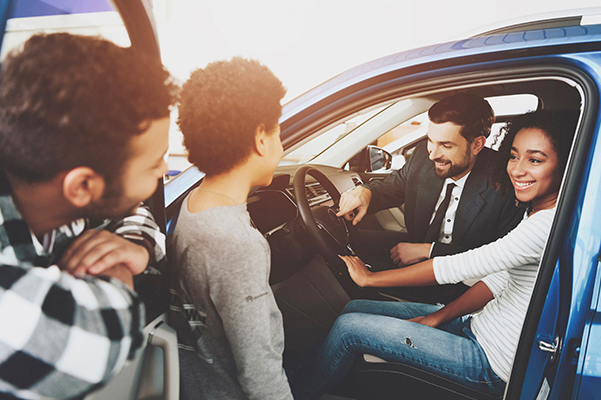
[0,33,178,399]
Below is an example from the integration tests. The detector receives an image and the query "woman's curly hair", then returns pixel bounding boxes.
[489,110,579,198]
[177,57,286,177]
[0,33,179,184]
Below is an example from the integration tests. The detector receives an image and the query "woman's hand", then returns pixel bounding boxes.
[339,255,373,287]
[408,313,443,328]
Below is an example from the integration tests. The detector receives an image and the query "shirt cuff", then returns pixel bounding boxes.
[432,257,446,285]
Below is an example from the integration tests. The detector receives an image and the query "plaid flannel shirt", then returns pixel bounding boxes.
[0,170,166,399]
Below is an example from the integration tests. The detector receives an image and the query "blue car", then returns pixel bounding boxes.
[167,11,601,400]
[2,1,599,399]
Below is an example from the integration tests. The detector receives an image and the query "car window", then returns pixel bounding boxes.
[281,93,539,171]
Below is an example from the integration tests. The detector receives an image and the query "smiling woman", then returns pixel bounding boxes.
[508,128,560,207]
[489,110,577,211]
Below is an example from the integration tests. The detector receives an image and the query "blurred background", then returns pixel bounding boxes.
[2,0,601,173]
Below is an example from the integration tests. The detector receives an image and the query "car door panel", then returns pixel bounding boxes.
[574,257,601,399]
[506,59,601,399]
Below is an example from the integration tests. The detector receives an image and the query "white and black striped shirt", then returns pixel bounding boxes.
[433,208,555,381]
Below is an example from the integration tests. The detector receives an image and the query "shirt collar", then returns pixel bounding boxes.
[446,170,471,189]
[0,168,39,260]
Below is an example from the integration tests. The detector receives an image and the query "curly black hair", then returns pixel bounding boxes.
[0,33,179,184]
[489,110,579,198]
[428,92,495,142]
[177,57,286,177]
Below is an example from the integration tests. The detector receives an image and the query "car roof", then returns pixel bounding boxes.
[458,7,601,38]
[281,22,601,123]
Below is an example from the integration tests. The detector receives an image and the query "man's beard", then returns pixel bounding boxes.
[81,179,140,220]
[432,147,472,180]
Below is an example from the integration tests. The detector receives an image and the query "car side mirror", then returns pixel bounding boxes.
[346,145,393,172]
[367,145,392,172]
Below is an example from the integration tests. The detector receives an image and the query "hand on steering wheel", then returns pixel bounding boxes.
[293,165,358,264]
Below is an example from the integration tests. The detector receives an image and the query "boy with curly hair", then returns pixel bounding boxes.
[170,57,292,400]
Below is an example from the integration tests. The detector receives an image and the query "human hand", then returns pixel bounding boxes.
[336,186,372,225]
[339,255,373,287]
[390,242,431,266]
[408,313,443,328]
[97,263,135,289]
[59,229,150,277]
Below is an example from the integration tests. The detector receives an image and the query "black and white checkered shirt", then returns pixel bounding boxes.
[0,170,166,399]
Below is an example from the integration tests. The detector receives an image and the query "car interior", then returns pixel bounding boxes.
[161,72,585,399]
[240,77,583,399]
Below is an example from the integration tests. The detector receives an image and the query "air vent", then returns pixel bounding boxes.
[306,183,327,197]
[351,176,363,186]
[305,182,331,206]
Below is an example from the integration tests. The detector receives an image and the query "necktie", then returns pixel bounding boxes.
[424,182,456,243]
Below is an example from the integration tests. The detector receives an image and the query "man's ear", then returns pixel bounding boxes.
[62,167,105,208]
[471,135,487,155]
[254,124,268,157]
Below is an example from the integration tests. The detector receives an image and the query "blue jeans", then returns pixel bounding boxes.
[288,300,505,400]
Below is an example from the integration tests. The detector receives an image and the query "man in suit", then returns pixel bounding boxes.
[337,93,523,302]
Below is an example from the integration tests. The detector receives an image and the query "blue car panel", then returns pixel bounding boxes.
[576,262,601,399]
[281,24,601,132]
[503,51,601,400]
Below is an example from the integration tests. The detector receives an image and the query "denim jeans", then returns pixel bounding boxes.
[288,299,506,400]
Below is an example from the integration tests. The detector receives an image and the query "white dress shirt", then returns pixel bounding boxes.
[429,171,471,244]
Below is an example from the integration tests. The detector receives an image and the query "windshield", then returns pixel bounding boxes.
[279,93,539,167]
[280,104,388,165]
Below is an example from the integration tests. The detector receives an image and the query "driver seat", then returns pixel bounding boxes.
[353,354,501,400]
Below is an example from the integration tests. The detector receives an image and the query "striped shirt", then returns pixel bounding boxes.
[433,208,555,382]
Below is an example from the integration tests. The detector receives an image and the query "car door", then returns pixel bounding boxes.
[505,67,601,399]
[275,24,601,397]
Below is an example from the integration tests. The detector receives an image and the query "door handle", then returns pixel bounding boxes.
[537,335,560,361]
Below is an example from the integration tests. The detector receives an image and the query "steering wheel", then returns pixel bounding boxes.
[293,165,358,265]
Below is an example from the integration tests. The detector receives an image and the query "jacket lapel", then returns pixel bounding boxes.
[452,152,489,244]
[413,161,443,242]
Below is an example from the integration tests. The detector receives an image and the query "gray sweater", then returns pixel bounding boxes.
[171,197,292,400]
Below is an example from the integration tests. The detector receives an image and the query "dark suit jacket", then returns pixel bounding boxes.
[365,140,524,257]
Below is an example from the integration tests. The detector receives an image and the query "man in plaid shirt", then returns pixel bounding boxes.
[0,33,179,399]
